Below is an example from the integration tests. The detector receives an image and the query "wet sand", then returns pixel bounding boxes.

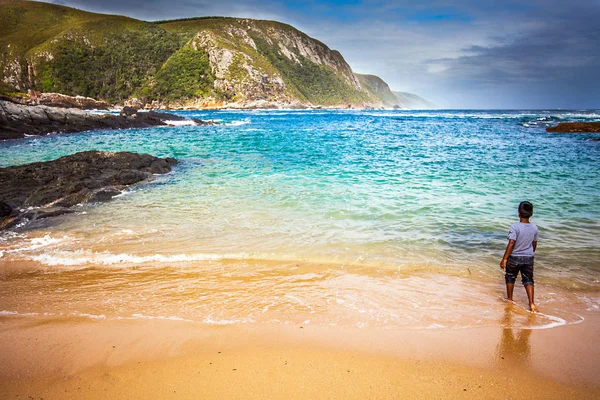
[1,311,599,399]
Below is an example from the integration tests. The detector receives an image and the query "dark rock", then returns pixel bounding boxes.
[90,187,122,202]
[0,151,177,230]
[83,176,110,190]
[0,201,13,217]
[546,122,600,133]
[149,111,187,121]
[22,207,76,220]
[0,207,77,230]
[0,101,200,141]
[24,186,71,208]
[53,188,93,208]
[116,170,151,185]
[0,216,21,231]
[192,118,220,126]
[120,106,138,117]
[149,159,173,174]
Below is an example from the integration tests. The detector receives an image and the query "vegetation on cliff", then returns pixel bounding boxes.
[146,47,215,102]
[160,17,370,106]
[0,0,434,108]
[0,1,185,102]
[355,74,399,107]
[252,36,369,105]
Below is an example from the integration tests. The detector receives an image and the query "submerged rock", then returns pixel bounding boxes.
[191,118,219,126]
[0,151,177,230]
[546,122,600,133]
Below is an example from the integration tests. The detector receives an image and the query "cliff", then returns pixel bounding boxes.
[158,17,370,107]
[392,91,438,109]
[355,74,437,109]
[0,0,431,109]
[355,74,398,108]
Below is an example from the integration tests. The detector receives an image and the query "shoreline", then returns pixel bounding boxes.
[1,314,598,399]
[1,107,599,398]
[0,253,596,331]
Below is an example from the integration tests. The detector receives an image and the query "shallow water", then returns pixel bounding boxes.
[1,109,599,329]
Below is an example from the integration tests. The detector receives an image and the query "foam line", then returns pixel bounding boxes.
[30,251,251,266]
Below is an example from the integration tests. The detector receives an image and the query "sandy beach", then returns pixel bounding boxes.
[1,109,599,399]
[1,308,599,400]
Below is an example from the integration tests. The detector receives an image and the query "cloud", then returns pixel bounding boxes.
[420,1,600,107]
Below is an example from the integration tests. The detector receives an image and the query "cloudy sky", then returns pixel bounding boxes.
[44,0,600,109]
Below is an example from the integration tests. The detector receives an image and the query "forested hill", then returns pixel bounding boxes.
[0,0,435,108]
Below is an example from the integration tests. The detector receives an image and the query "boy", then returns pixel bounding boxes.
[500,201,539,312]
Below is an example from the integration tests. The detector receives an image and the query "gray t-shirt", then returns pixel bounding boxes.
[508,222,539,257]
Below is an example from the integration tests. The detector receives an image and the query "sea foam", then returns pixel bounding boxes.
[29,250,251,266]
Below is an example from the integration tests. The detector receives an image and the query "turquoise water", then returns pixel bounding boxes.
[1,109,599,328]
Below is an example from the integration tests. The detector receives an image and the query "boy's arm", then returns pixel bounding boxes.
[500,240,515,269]
[532,241,537,253]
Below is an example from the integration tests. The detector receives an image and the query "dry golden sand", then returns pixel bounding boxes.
[1,312,599,400]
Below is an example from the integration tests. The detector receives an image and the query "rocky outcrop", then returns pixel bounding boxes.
[27,91,110,110]
[0,100,210,140]
[189,29,288,103]
[546,122,600,133]
[0,151,177,230]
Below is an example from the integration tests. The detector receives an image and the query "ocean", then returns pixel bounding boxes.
[1,109,599,330]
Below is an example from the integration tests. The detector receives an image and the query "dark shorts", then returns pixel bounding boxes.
[505,255,534,286]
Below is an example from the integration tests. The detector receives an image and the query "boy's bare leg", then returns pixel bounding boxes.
[506,283,515,301]
[525,285,538,312]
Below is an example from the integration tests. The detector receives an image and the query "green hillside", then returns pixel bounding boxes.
[0,0,420,108]
[158,17,372,106]
[0,0,184,102]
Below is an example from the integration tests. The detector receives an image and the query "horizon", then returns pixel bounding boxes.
[24,1,600,109]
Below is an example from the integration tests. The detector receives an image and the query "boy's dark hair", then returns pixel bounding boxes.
[518,201,534,219]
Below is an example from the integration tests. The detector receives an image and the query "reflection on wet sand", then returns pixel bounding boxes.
[496,304,534,365]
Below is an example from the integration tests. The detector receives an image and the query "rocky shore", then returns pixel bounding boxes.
[546,122,600,132]
[0,151,177,230]
[0,101,215,141]
[26,91,110,110]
